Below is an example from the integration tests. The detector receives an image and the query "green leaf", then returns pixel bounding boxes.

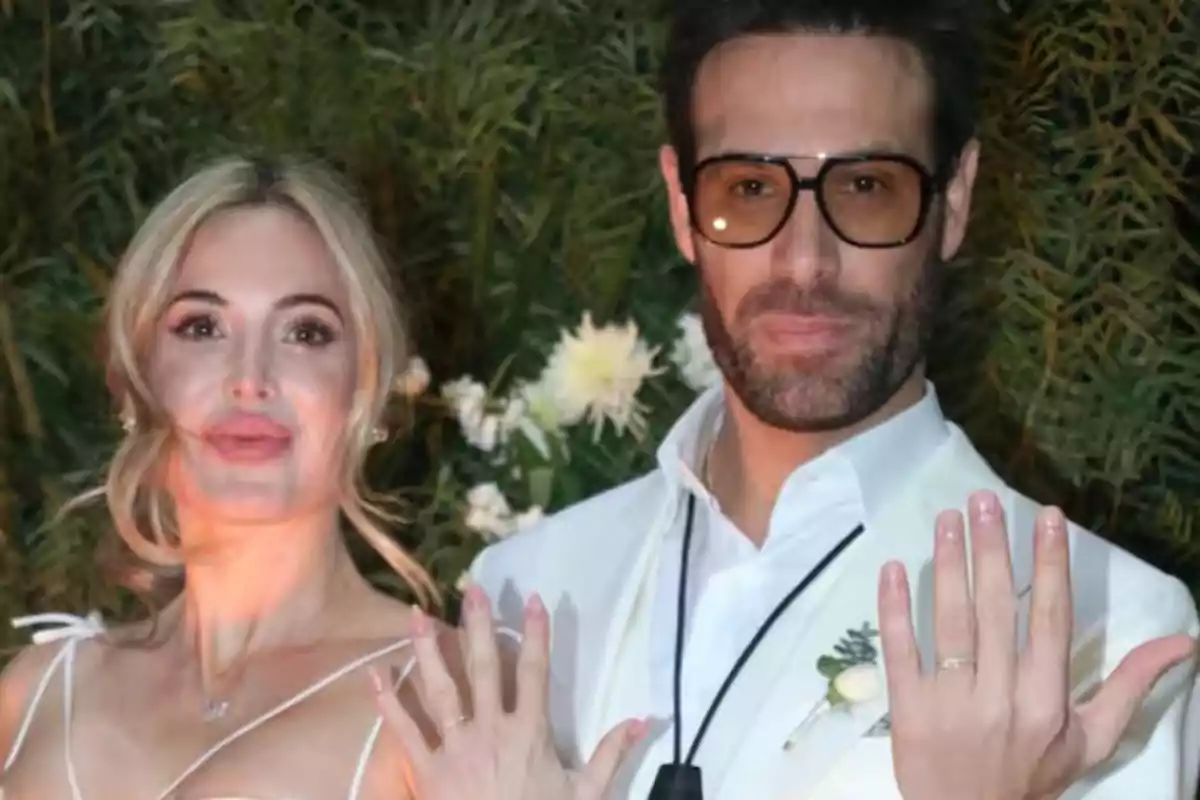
[817,655,846,679]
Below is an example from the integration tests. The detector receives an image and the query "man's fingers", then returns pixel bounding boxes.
[1077,634,1196,766]
[878,560,923,719]
[371,665,433,780]
[1023,506,1072,699]
[933,509,976,688]
[461,585,502,722]
[577,719,646,800]
[516,593,552,727]
[970,491,1017,695]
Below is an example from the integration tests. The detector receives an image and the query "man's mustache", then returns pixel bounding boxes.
[735,279,882,323]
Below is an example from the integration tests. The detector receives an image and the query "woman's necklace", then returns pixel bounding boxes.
[202,695,231,722]
[198,661,246,723]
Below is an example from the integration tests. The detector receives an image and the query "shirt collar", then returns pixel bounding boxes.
[656,381,950,520]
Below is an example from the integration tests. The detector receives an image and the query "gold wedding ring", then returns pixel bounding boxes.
[936,656,976,671]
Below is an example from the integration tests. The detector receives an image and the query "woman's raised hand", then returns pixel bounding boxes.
[375,586,646,800]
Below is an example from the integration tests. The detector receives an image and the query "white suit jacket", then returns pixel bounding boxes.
[470,423,1200,798]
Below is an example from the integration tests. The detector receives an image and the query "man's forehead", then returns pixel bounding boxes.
[691,32,933,160]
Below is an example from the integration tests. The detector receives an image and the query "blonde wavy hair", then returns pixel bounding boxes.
[69,155,437,609]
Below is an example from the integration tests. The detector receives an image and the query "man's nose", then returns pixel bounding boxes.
[770,190,839,284]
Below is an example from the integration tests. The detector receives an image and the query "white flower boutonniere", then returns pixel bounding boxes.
[784,623,890,751]
[818,623,883,708]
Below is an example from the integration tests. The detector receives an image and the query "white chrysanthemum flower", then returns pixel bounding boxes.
[395,355,431,397]
[669,313,721,391]
[539,313,661,440]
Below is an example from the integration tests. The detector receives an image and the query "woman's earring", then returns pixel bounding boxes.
[371,425,388,444]
[120,413,136,433]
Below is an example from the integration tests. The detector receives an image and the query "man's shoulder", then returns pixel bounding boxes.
[945,427,1191,613]
[471,469,666,583]
[1006,486,1195,622]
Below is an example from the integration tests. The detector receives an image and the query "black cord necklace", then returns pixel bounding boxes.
[647,493,865,799]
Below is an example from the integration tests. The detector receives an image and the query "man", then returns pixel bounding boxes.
[469,1,1200,797]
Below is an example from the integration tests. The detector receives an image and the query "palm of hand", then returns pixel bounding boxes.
[880,493,1194,800]
[376,591,641,800]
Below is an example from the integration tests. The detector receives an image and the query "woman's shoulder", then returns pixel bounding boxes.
[0,638,71,761]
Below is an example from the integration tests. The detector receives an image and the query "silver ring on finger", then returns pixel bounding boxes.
[440,714,469,736]
[936,655,976,672]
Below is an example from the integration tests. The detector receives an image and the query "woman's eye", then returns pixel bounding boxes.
[286,318,337,347]
[170,314,221,341]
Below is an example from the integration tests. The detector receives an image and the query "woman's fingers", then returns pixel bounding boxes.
[576,719,647,800]
[516,593,551,729]
[410,606,466,738]
[371,665,433,780]
[461,585,503,723]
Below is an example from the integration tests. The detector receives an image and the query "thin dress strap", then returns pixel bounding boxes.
[155,635,422,800]
[344,626,524,800]
[4,612,106,800]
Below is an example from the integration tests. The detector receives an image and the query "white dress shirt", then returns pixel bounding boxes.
[635,382,952,749]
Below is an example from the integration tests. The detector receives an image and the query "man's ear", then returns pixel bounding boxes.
[939,138,980,262]
[659,145,697,264]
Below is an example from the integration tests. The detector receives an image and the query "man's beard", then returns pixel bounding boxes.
[699,255,942,433]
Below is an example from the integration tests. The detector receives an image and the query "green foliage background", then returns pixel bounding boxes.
[0,0,1197,661]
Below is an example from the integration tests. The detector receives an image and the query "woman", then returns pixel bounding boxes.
[0,156,639,799]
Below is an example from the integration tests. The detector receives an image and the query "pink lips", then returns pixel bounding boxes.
[751,313,852,355]
[202,412,292,464]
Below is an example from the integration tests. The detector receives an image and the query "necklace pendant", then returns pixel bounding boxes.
[202,698,230,722]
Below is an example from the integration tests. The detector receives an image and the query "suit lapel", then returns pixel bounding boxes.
[571,493,678,757]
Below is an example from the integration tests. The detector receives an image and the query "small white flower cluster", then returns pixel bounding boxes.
[463,482,544,540]
[425,311,722,542]
[669,313,721,392]
[440,377,538,455]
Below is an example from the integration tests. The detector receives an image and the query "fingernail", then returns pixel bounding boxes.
[410,605,432,635]
[1038,506,1065,538]
[367,666,385,694]
[464,584,484,609]
[970,491,999,523]
[525,592,546,616]
[629,718,650,742]
[882,560,905,587]
[936,510,962,541]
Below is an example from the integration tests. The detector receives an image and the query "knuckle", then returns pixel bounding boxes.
[976,697,1014,737]
[1018,703,1066,746]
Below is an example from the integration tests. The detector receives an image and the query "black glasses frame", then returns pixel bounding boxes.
[687,152,942,250]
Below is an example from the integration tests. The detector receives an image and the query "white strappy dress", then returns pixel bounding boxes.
[2,612,423,800]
